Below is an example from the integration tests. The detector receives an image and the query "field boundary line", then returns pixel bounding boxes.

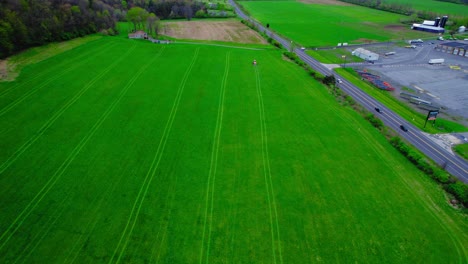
[0,44,137,175]
[176,41,264,51]
[254,66,283,264]
[0,46,161,253]
[109,47,199,264]
[0,41,116,98]
[0,42,118,117]
[199,52,230,264]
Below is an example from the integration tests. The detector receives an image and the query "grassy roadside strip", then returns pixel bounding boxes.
[282,50,468,212]
[454,144,468,160]
[335,68,468,133]
[306,48,364,64]
[240,20,283,49]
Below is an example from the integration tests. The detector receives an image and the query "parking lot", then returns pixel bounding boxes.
[347,41,468,126]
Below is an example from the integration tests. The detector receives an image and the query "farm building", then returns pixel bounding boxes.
[128,30,148,39]
[411,24,445,34]
[435,41,468,57]
[352,48,379,61]
[411,16,447,34]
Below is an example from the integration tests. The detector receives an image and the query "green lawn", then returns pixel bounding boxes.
[0,36,466,263]
[238,1,433,46]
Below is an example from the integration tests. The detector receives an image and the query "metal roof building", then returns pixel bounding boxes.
[435,41,468,57]
[352,48,379,61]
[411,24,445,34]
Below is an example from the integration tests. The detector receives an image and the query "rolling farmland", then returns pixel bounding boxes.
[238,1,433,46]
[0,37,467,263]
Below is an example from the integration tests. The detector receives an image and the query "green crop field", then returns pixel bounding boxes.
[0,36,467,263]
[381,0,468,17]
[239,1,434,46]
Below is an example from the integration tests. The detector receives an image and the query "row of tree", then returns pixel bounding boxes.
[339,0,468,34]
[436,0,468,4]
[1,0,225,59]
[0,0,118,59]
[337,0,468,30]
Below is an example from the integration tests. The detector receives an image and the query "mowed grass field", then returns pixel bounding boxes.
[0,36,467,263]
[239,0,433,46]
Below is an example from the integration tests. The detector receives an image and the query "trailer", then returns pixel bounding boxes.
[428,58,444,64]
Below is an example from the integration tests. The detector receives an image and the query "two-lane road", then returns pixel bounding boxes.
[229,0,468,181]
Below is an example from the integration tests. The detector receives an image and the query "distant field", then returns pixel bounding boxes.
[381,0,468,17]
[0,37,466,262]
[239,1,434,46]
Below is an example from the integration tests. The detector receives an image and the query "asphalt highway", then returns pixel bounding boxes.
[229,0,468,182]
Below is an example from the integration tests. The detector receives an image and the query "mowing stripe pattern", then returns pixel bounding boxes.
[0,42,117,117]
[254,66,283,264]
[109,47,200,264]
[199,51,230,264]
[0,46,163,253]
[0,44,137,175]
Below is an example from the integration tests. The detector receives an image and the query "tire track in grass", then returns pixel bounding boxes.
[0,41,116,98]
[65,168,128,264]
[0,47,163,253]
[199,52,230,264]
[0,42,118,117]
[149,172,179,264]
[0,44,137,175]
[109,47,200,264]
[12,192,70,264]
[254,66,283,264]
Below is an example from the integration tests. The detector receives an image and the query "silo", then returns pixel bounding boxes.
[440,16,448,28]
[434,17,441,27]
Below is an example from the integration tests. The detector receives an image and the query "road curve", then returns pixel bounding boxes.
[229,0,468,182]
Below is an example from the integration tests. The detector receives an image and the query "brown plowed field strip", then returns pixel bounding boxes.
[161,20,268,44]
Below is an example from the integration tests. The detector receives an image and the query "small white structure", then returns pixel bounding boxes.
[459,26,466,33]
[352,48,379,61]
[128,30,147,39]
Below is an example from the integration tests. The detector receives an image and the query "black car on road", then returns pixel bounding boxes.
[400,125,408,132]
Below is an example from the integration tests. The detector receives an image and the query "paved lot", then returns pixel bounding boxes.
[346,41,468,126]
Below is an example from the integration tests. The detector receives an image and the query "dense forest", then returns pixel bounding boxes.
[0,0,210,59]
[0,0,121,58]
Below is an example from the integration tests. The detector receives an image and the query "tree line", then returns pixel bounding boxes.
[0,0,225,59]
[337,0,468,31]
[0,0,120,59]
[436,0,468,4]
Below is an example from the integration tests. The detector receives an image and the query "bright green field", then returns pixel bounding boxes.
[382,0,468,17]
[454,144,468,160]
[0,36,467,263]
[239,1,433,46]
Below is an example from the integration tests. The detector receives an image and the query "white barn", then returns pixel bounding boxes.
[352,48,379,61]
